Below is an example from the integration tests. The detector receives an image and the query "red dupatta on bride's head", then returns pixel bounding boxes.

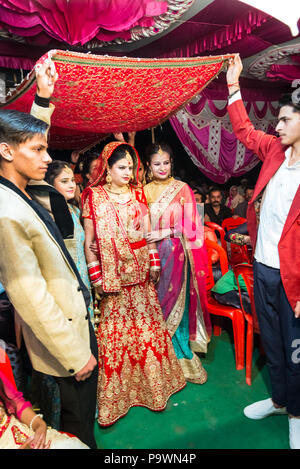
[86,140,141,189]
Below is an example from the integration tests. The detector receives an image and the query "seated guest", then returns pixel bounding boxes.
[225,185,245,210]
[234,187,254,218]
[193,187,205,219]
[193,187,206,204]
[0,369,88,449]
[204,187,232,226]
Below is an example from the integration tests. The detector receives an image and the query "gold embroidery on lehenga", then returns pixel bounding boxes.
[91,183,186,425]
[96,279,186,426]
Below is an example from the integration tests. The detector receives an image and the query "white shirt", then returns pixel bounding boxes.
[254,148,300,268]
[228,91,300,269]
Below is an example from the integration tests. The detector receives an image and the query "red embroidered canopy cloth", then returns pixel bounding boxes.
[1,50,233,149]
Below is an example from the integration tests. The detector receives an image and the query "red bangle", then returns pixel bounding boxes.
[227,82,239,87]
[149,253,160,260]
[88,265,100,274]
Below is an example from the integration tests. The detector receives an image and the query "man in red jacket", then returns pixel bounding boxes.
[227,54,300,449]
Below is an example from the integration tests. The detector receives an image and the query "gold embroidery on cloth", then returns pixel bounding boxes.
[144,179,185,229]
[89,186,149,291]
[165,240,187,337]
[178,354,207,384]
[96,280,186,426]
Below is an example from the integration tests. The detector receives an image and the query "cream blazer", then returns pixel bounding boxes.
[0,183,91,377]
[0,101,91,377]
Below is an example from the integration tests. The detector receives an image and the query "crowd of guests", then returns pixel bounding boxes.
[0,53,299,451]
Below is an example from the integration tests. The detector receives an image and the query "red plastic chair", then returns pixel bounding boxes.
[233,264,260,385]
[205,239,245,370]
[221,217,247,232]
[204,222,227,252]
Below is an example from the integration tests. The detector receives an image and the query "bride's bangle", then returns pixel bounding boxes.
[149,250,161,271]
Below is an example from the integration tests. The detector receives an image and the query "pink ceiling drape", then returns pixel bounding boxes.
[266,64,300,82]
[0,0,168,45]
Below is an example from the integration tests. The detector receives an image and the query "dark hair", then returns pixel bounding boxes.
[80,153,99,188]
[145,142,174,162]
[108,144,136,168]
[193,187,205,202]
[278,92,300,114]
[145,142,174,181]
[209,186,222,196]
[45,160,72,187]
[0,109,49,146]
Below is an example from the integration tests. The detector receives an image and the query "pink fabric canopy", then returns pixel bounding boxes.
[0,0,167,45]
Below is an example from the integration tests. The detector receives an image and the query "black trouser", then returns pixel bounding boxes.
[253,260,300,416]
[55,321,98,448]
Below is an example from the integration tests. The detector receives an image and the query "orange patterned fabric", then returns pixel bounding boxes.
[1,50,233,149]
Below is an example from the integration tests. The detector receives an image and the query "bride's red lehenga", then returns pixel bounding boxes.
[82,141,186,426]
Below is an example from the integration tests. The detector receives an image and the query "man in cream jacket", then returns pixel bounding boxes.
[0,60,98,449]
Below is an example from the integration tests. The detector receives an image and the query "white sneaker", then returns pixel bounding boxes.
[243,398,287,420]
[289,418,300,449]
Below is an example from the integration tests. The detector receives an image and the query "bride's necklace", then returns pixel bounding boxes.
[105,183,130,195]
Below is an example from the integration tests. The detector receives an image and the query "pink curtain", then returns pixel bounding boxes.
[0,0,167,45]
[170,92,278,183]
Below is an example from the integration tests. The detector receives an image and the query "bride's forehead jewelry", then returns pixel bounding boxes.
[125,150,133,165]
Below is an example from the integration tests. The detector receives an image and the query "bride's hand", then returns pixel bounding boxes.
[95,285,104,296]
[146,229,172,244]
[150,270,160,284]
[89,241,98,255]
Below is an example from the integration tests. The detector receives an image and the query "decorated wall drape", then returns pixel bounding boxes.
[170,91,278,183]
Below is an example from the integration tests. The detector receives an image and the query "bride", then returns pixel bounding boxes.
[82,141,186,427]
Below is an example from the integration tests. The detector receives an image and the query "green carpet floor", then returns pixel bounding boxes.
[94,326,289,450]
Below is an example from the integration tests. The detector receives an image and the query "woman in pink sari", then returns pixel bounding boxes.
[144,143,211,384]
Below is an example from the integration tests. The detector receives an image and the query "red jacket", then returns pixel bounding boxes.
[228,98,300,311]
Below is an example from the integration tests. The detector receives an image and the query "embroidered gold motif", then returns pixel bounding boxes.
[11,425,29,445]
[96,280,186,426]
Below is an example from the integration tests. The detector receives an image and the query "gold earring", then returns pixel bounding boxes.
[148,168,153,181]
[106,173,112,185]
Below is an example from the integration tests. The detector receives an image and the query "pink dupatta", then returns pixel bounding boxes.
[149,180,211,351]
